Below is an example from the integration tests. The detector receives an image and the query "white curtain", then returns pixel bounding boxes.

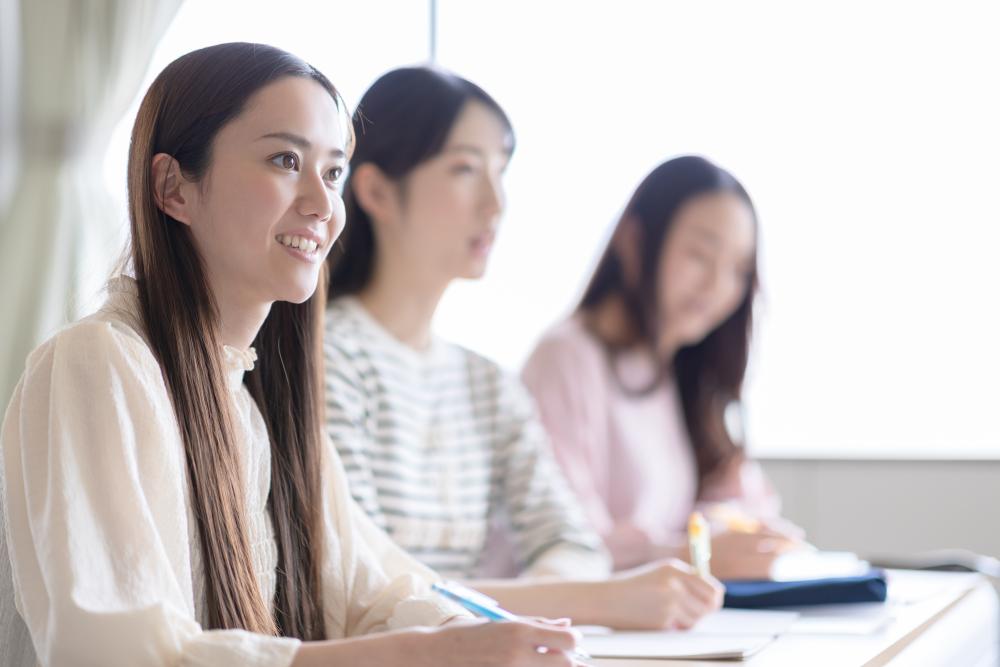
[0,1,19,232]
[0,0,182,407]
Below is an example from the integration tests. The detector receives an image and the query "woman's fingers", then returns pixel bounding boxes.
[525,622,578,654]
[759,517,808,541]
[681,573,723,606]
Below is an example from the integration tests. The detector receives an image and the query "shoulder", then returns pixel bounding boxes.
[443,340,525,401]
[5,311,179,466]
[522,315,606,386]
[22,312,159,389]
[323,297,386,392]
[451,341,503,379]
[324,297,370,360]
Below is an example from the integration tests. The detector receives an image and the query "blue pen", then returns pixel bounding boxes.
[432,581,593,664]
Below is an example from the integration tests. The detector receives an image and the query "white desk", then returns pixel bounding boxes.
[594,571,998,667]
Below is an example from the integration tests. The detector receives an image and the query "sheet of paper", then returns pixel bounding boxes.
[578,610,797,660]
[576,609,799,638]
[769,550,871,581]
[690,608,800,635]
[581,633,776,660]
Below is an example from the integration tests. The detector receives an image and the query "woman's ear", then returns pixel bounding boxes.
[150,153,193,226]
[612,216,642,289]
[351,163,399,225]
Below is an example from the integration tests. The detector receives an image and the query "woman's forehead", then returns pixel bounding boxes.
[225,76,346,152]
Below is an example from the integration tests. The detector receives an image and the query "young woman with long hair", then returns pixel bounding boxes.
[0,43,581,667]
[323,67,722,631]
[522,156,804,579]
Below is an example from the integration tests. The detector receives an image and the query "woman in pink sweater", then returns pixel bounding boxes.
[522,156,803,579]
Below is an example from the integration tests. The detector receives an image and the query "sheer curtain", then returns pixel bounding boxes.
[0,0,182,406]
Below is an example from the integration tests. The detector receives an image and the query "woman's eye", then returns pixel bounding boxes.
[326,166,344,183]
[271,153,299,170]
[452,163,477,175]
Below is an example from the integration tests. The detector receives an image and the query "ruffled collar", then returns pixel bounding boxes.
[223,345,257,390]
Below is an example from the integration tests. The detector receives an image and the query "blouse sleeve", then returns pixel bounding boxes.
[0,320,299,667]
[319,438,467,638]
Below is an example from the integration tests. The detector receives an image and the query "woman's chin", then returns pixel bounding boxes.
[676,323,716,348]
[275,280,319,305]
[460,258,490,281]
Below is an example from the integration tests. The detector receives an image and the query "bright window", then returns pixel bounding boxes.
[434,1,1000,459]
[103,1,1000,459]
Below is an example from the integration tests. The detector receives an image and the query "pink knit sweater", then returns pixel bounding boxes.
[522,315,780,570]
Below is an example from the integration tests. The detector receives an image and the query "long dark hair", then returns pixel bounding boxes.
[128,42,346,639]
[327,66,513,297]
[579,155,759,490]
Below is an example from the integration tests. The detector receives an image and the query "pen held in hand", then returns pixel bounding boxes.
[432,581,594,665]
[688,511,712,578]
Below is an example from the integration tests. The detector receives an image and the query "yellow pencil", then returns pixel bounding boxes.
[688,511,711,578]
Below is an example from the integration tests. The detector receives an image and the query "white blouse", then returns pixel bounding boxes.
[0,278,461,667]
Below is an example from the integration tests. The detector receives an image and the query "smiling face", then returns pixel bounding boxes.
[179,75,348,307]
[384,100,512,284]
[656,191,757,351]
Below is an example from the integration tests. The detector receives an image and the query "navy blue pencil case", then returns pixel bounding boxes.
[722,569,888,608]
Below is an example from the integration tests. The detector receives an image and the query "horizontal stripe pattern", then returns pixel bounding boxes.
[323,297,604,578]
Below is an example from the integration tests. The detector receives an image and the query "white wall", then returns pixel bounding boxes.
[761,459,1000,559]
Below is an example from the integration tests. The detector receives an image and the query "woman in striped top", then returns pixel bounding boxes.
[323,67,722,630]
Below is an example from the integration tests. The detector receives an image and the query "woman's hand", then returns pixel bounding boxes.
[292,619,584,667]
[409,618,584,667]
[708,528,802,580]
[599,558,724,630]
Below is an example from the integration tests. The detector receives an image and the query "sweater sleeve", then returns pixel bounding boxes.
[521,332,615,538]
[0,320,299,667]
[522,329,663,570]
[320,321,468,635]
[490,364,610,579]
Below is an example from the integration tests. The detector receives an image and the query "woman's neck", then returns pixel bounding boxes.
[357,258,449,351]
[208,275,271,350]
[585,294,640,348]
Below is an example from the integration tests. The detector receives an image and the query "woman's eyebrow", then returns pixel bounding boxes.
[441,144,486,157]
[256,131,346,158]
[689,226,722,246]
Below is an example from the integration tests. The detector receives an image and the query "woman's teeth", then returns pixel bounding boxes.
[276,234,319,253]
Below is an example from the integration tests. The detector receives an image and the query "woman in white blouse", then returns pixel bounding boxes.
[0,43,580,667]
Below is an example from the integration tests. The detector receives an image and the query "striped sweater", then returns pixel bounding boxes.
[323,296,609,579]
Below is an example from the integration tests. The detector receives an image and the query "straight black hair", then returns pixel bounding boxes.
[579,155,759,490]
[327,66,513,297]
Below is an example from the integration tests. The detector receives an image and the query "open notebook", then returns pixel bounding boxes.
[578,609,798,660]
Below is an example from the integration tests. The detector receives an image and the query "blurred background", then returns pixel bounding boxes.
[1,0,998,563]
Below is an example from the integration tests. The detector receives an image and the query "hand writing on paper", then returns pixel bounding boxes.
[601,559,724,630]
[409,617,584,666]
